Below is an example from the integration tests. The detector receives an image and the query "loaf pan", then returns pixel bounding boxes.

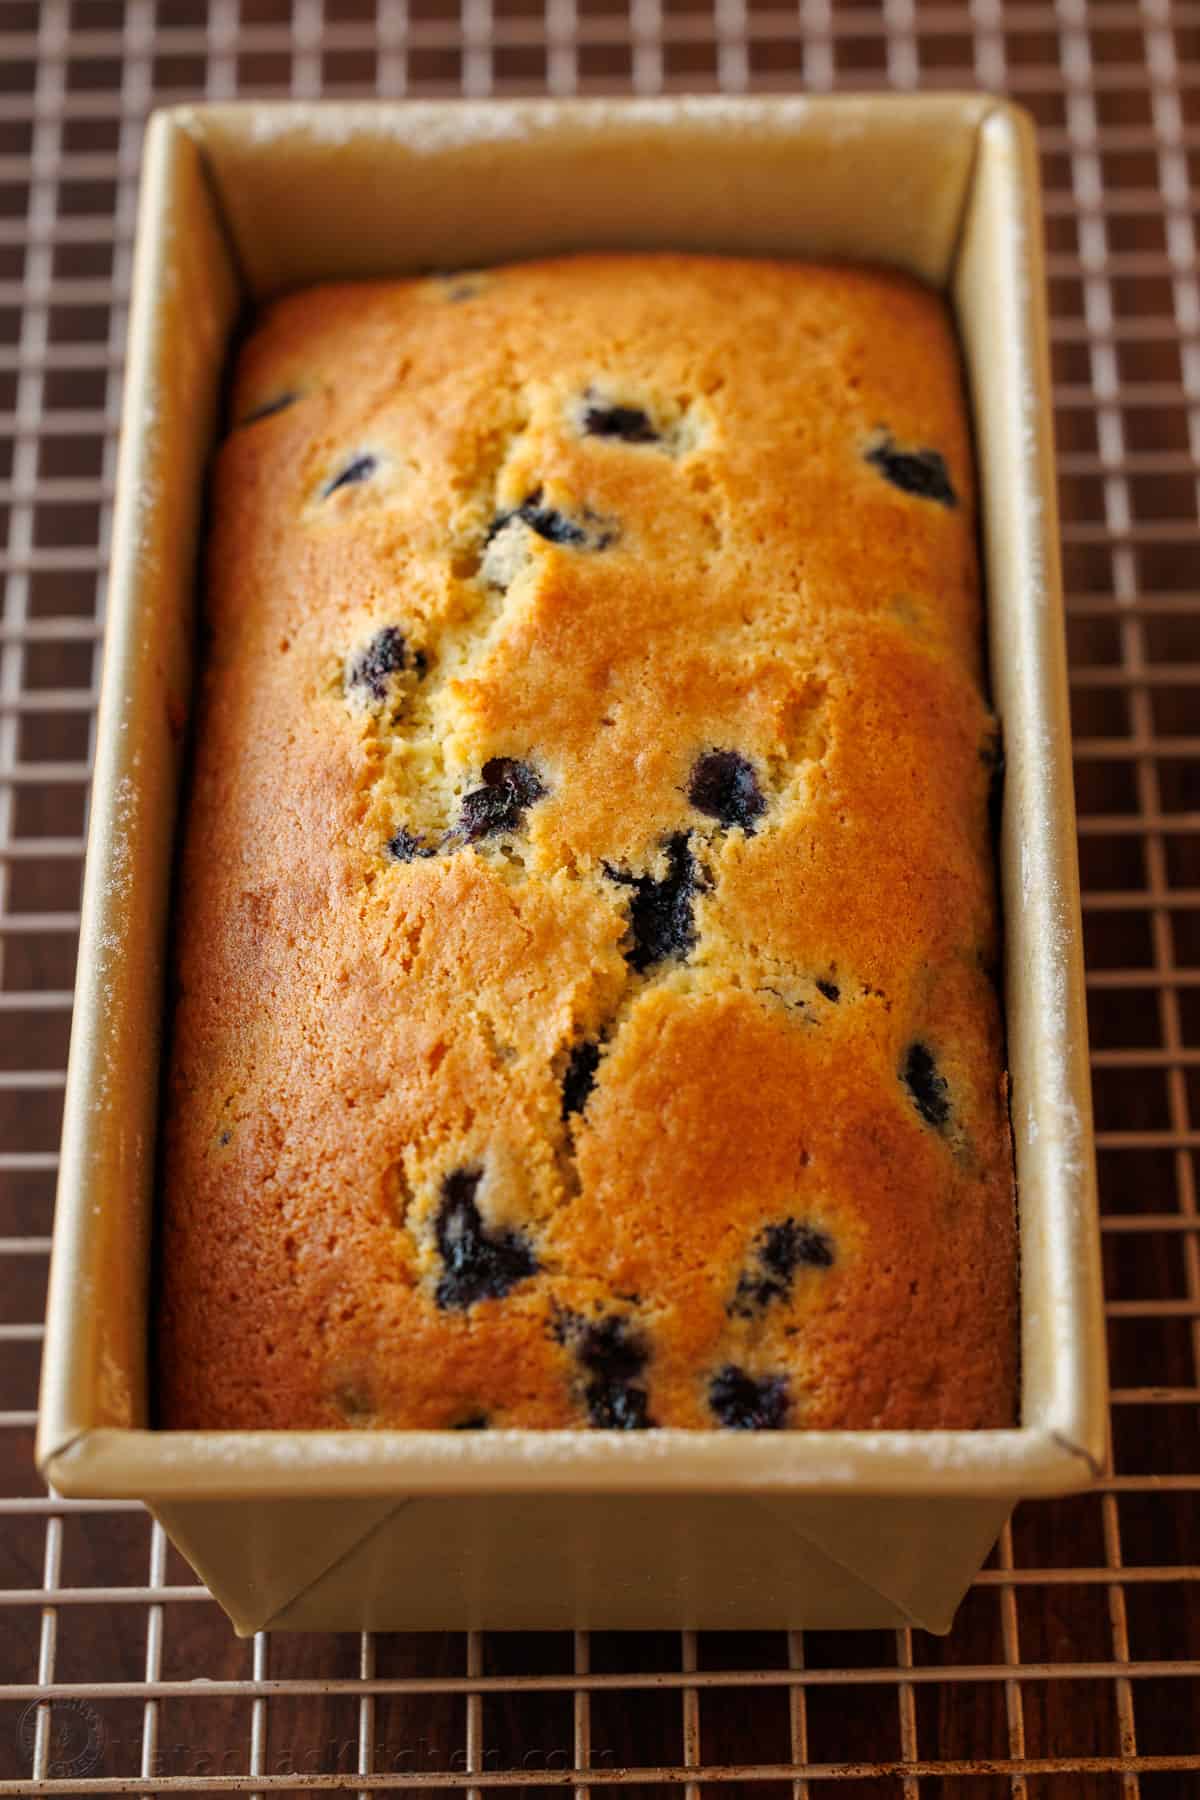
[36,95,1107,1636]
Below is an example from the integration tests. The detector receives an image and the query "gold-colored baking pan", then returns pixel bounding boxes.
[36,95,1106,1637]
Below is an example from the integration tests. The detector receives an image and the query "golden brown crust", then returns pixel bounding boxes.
[158,253,1017,1433]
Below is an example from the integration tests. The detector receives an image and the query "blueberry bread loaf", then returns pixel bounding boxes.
[158,254,1017,1431]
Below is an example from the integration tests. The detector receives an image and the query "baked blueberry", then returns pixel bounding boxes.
[346,626,412,701]
[588,1380,653,1430]
[386,826,434,863]
[455,757,546,843]
[557,1312,654,1430]
[604,833,704,972]
[816,978,840,1003]
[433,1166,538,1310]
[486,489,616,555]
[730,1218,835,1317]
[561,1039,601,1120]
[453,1413,490,1430]
[709,1365,790,1430]
[239,391,297,426]
[902,1041,951,1131]
[323,453,378,498]
[688,750,766,833]
[485,491,585,547]
[866,436,957,508]
[582,400,659,444]
[519,496,586,545]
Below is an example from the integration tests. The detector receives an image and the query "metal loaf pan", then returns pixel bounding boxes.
[36,95,1107,1636]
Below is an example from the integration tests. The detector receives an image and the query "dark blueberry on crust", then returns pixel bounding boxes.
[347,626,411,701]
[455,757,546,843]
[816,978,840,1002]
[487,493,585,547]
[762,1219,834,1275]
[453,1413,490,1430]
[433,1167,538,1310]
[561,1039,601,1120]
[323,453,378,498]
[902,1041,952,1131]
[589,1381,653,1430]
[582,400,659,444]
[709,1365,790,1430]
[386,826,434,863]
[604,832,704,972]
[484,756,544,803]
[688,750,766,833]
[486,489,615,552]
[239,391,298,427]
[517,494,596,546]
[556,1312,655,1430]
[730,1218,835,1318]
[865,436,957,508]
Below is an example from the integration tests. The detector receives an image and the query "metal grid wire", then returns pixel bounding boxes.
[1,0,1199,1793]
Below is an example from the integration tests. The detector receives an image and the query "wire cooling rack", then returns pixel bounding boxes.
[2,0,1199,1794]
